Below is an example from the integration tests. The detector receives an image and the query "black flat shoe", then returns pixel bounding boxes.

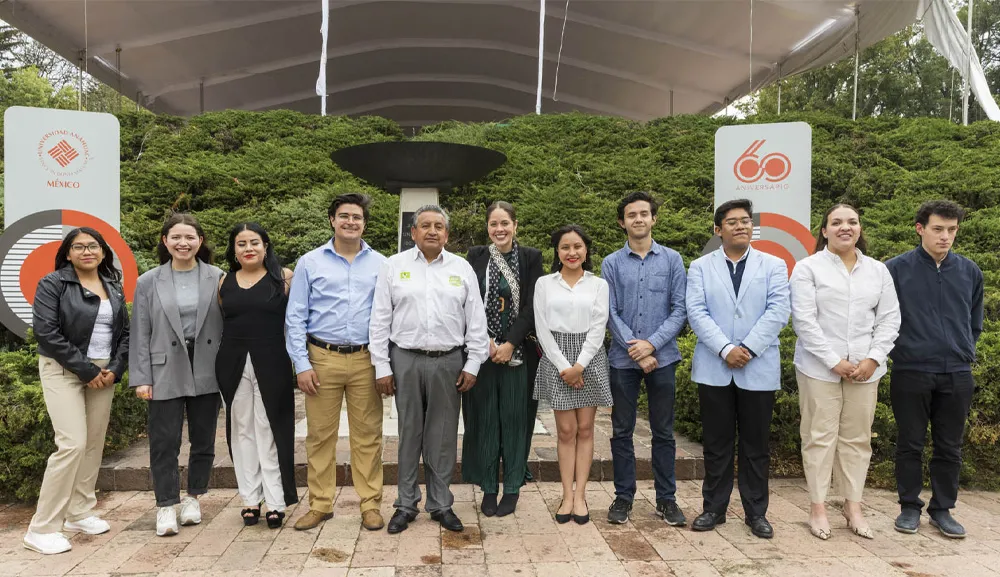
[265,510,285,529]
[573,502,590,525]
[387,509,417,534]
[555,500,572,524]
[481,493,498,517]
[430,509,464,532]
[745,515,773,539]
[241,505,261,526]
[496,494,519,517]
[692,511,727,532]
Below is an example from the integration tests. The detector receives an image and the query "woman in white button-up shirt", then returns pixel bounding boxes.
[790,204,901,541]
[534,225,612,525]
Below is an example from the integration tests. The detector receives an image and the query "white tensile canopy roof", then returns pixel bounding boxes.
[2,0,997,125]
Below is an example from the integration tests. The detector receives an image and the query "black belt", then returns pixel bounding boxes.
[308,335,368,354]
[399,345,462,358]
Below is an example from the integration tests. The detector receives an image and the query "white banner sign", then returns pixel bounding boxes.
[712,121,814,271]
[4,106,120,228]
[1,107,136,339]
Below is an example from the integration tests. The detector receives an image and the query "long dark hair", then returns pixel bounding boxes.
[157,213,213,265]
[54,227,121,282]
[225,222,285,297]
[815,203,868,254]
[550,224,594,273]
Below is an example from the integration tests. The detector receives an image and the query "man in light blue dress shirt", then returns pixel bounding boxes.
[285,193,388,532]
[602,192,689,528]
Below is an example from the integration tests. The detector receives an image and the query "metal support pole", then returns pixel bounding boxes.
[77,51,84,111]
[115,47,122,114]
[669,90,674,117]
[199,80,205,113]
[962,0,973,125]
[949,68,956,122]
[852,6,860,121]
[535,0,545,114]
[777,63,782,115]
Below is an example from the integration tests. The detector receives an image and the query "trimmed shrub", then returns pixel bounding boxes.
[0,335,147,501]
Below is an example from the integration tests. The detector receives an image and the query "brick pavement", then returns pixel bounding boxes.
[4,479,1000,576]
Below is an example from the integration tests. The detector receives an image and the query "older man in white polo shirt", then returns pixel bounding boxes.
[369,205,489,535]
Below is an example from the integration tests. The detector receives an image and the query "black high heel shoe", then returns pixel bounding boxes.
[241,503,262,526]
[266,510,285,529]
[555,500,573,524]
[573,501,590,525]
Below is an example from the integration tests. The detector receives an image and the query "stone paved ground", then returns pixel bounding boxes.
[3,479,1000,576]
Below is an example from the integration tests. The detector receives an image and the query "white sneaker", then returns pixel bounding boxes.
[156,506,179,537]
[179,496,201,526]
[63,516,111,535]
[23,531,72,555]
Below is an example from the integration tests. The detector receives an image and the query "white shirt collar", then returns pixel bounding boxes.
[720,244,751,265]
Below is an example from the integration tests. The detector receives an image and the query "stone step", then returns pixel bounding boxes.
[98,394,704,491]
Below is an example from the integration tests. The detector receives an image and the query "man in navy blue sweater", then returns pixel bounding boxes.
[885,200,984,539]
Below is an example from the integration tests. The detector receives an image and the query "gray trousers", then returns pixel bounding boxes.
[391,346,463,515]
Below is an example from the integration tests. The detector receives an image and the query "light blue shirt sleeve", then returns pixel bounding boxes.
[285,257,313,375]
[647,252,688,351]
[603,255,637,347]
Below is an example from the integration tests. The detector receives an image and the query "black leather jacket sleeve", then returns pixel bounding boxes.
[32,275,102,383]
[107,298,130,382]
[506,248,545,347]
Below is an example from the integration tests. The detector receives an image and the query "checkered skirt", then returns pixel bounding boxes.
[533,331,613,411]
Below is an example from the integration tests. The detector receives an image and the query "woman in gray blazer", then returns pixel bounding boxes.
[129,213,225,538]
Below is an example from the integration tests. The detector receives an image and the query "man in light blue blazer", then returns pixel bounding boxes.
[685,199,790,539]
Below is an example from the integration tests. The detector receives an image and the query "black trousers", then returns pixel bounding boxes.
[891,370,974,514]
[148,392,221,507]
[698,382,775,517]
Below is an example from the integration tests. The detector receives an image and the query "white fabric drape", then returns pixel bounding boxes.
[316,0,330,116]
[921,0,1000,121]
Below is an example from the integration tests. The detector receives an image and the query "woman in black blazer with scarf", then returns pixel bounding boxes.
[463,201,545,517]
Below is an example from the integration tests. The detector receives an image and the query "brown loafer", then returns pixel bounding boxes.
[362,510,385,531]
[294,510,333,531]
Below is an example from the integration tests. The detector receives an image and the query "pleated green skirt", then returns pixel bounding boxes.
[461,360,529,494]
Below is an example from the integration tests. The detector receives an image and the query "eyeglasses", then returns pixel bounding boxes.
[70,243,102,254]
[336,214,365,223]
[723,218,753,227]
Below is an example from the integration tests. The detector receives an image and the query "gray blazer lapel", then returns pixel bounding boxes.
[711,250,738,304]
[735,248,763,308]
[154,265,186,341]
[194,263,215,338]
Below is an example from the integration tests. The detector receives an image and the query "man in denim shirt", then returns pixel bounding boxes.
[602,191,688,526]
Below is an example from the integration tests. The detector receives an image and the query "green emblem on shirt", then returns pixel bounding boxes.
[449,275,462,286]
[400,271,411,280]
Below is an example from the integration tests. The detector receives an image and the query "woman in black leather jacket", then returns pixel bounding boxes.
[23,227,129,556]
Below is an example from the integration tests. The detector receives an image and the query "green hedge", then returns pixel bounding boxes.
[1,109,999,497]
[0,336,147,501]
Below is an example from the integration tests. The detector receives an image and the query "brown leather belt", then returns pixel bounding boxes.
[307,335,368,354]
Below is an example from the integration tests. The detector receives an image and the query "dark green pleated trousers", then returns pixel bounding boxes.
[461,360,529,494]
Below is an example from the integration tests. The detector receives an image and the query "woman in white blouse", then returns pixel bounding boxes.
[790,204,900,541]
[534,225,612,525]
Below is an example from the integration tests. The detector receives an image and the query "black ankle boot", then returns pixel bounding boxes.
[481,493,499,517]
[496,494,519,517]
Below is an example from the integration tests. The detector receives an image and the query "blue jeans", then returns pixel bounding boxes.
[610,363,678,503]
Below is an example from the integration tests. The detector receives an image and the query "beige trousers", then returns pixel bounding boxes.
[797,369,878,504]
[29,356,114,534]
[304,345,384,514]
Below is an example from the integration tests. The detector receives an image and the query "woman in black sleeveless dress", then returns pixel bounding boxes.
[216,223,298,529]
